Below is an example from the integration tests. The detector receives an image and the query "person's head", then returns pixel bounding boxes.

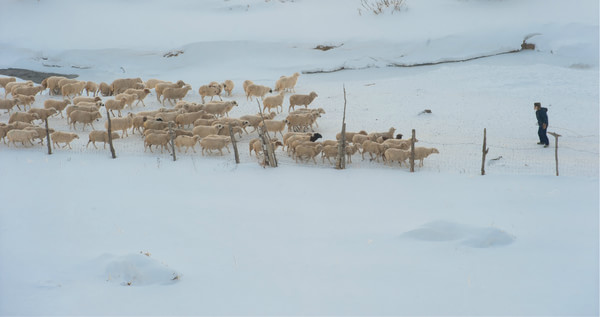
[534,102,541,110]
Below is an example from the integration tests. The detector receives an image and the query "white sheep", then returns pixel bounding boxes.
[87,130,120,149]
[12,85,45,97]
[70,110,102,131]
[274,72,300,92]
[42,76,67,95]
[105,113,134,137]
[44,99,71,118]
[0,77,17,91]
[258,119,289,138]
[414,147,440,167]
[143,119,169,131]
[199,135,231,156]
[144,133,171,153]
[66,105,99,123]
[246,84,272,101]
[111,78,144,95]
[193,118,217,127]
[105,98,127,117]
[198,84,222,103]
[321,145,339,164]
[382,138,413,150]
[61,81,86,99]
[222,80,234,96]
[286,112,319,132]
[288,91,318,111]
[155,80,186,102]
[345,143,360,163]
[115,93,138,109]
[361,140,388,162]
[262,91,285,113]
[0,98,20,114]
[352,134,370,146]
[202,101,238,117]
[242,80,254,95]
[162,85,192,106]
[13,94,35,111]
[9,112,40,124]
[154,109,183,122]
[51,131,79,149]
[175,111,208,128]
[174,135,200,153]
[192,124,224,138]
[73,96,101,105]
[25,126,55,145]
[240,112,277,133]
[145,79,168,89]
[384,148,411,167]
[84,81,99,96]
[28,108,58,121]
[368,127,396,141]
[295,143,323,164]
[6,129,38,147]
[5,81,32,98]
[249,138,282,158]
[99,82,113,96]
[124,88,151,107]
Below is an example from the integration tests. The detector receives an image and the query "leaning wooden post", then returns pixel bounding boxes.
[548,132,561,176]
[410,129,416,172]
[257,100,277,167]
[336,85,348,169]
[105,106,116,159]
[481,128,489,175]
[229,123,240,164]
[168,122,176,161]
[44,118,52,155]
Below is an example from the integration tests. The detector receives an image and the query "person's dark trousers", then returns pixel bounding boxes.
[538,125,549,145]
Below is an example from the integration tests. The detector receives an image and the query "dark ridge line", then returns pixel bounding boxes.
[0,68,78,84]
[302,48,525,74]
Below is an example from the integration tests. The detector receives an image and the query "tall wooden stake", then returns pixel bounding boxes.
[168,122,176,161]
[548,132,561,176]
[106,107,116,159]
[481,128,489,175]
[44,118,52,155]
[336,85,348,169]
[410,129,416,172]
[257,100,277,167]
[229,124,240,164]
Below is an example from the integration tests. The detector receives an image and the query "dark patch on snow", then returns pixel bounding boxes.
[0,68,78,84]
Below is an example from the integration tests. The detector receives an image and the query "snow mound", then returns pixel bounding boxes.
[99,253,181,286]
[402,221,515,248]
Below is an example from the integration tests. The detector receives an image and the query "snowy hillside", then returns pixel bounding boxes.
[0,0,598,315]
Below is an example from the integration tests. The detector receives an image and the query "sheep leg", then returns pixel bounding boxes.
[218,95,222,101]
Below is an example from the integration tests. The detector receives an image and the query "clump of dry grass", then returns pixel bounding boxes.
[358,0,406,15]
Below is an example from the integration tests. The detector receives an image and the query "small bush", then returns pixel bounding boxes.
[358,0,406,15]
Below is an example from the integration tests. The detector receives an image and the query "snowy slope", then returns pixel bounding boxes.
[0,0,598,315]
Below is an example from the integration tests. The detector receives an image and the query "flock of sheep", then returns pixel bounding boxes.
[0,73,439,169]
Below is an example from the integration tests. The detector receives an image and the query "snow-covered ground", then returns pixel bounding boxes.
[0,0,598,315]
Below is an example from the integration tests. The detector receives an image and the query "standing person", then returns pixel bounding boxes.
[534,102,549,147]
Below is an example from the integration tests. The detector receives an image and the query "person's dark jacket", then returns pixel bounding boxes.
[536,107,548,126]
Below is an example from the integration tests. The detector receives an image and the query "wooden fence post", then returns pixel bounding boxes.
[257,100,277,167]
[336,85,347,169]
[105,106,116,159]
[229,123,240,164]
[168,122,176,161]
[548,132,561,176]
[481,128,489,175]
[44,118,52,155]
[410,129,416,172]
